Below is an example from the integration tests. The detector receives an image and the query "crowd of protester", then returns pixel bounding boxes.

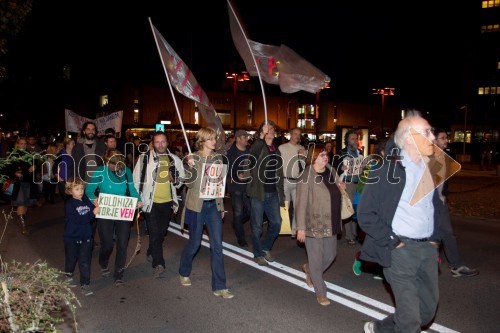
[0,114,480,331]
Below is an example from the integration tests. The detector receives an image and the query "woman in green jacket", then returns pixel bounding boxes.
[85,148,142,285]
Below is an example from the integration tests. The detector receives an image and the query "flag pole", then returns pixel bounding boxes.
[148,17,192,154]
[227,0,268,127]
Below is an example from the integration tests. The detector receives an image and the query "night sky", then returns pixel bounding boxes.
[7,0,479,125]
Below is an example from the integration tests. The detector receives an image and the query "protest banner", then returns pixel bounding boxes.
[199,163,227,199]
[96,193,138,221]
[65,109,123,136]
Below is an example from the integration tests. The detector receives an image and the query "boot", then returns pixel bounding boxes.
[18,214,29,236]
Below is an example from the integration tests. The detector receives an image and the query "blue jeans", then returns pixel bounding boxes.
[230,190,251,244]
[179,201,227,291]
[250,191,282,258]
[98,219,131,281]
[65,238,93,286]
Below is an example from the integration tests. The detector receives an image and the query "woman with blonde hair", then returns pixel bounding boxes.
[178,127,233,298]
[296,144,345,306]
[85,148,142,285]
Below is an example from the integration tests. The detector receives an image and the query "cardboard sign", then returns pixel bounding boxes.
[96,193,138,221]
[199,163,227,199]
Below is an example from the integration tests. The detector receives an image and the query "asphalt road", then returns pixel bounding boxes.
[1,171,499,333]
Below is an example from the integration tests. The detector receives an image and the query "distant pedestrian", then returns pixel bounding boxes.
[332,129,365,245]
[54,137,76,202]
[430,128,478,277]
[279,127,306,238]
[226,129,251,247]
[246,121,285,266]
[63,178,99,296]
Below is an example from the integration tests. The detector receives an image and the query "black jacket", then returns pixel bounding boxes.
[357,142,442,267]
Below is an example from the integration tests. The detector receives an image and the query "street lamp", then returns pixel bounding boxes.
[372,87,395,137]
[226,71,250,133]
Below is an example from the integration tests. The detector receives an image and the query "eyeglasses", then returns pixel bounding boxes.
[437,136,448,140]
[411,128,433,138]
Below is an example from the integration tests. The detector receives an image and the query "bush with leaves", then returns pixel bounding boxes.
[0,210,81,332]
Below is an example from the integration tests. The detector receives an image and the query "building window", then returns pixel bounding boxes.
[216,111,231,126]
[482,0,500,8]
[481,24,500,33]
[477,86,500,94]
[100,95,109,107]
[247,99,253,126]
[133,97,139,125]
[453,130,471,143]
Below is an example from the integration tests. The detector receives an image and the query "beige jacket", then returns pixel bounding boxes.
[180,151,224,229]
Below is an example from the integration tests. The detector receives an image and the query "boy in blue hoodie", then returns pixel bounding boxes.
[64,178,99,296]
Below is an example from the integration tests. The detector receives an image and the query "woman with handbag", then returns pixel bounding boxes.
[85,149,142,285]
[296,144,346,306]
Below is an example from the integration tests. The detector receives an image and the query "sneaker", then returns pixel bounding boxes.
[302,264,313,288]
[450,265,479,277]
[254,256,268,266]
[147,254,153,263]
[364,321,375,333]
[237,240,249,248]
[353,259,362,276]
[154,265,165,279]
[180,276,191,286]
[114,279,124,286]
[213,289,234,299]
[316,296,330,306]
[347,239,357,245]
[81,285,93,296]
[101,267,111,278]
[263,250,274,262]
[64,273,77,287]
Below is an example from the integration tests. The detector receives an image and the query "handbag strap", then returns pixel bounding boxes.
[138,153,148,194]
[124,172,130,196]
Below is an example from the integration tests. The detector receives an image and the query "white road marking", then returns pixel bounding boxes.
[168,222,459,333]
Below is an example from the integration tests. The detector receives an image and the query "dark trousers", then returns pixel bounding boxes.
[375,241,439,333]
[42,180,56,203]
[98,218,131,280]
[64,238,93,286]
[438,200,461,268]
[144,201,173,268]
[58,181,70,201]
[230,190,251,244]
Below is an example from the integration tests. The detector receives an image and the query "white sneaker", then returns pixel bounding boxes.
[364,321,375,333]
[81,285,93,296]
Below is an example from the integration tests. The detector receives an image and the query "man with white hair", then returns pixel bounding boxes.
[359,110,442,333]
